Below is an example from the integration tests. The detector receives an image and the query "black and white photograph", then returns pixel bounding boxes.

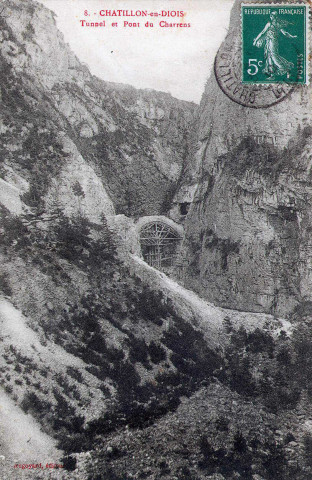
[1,0,312,479]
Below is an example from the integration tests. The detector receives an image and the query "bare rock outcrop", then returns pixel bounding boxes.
[0,0,196,222]
[179,0,312,317]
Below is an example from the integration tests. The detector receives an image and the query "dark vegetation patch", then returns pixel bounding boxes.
[20,126,69,209]
[147,341,167,364]
[58,301,222,446]
[126,335,152,369]
[1,206,116,271]
[162,316,221,385]
[221,320,312,415]
[21,391,53,421]
[198,431,287,480]
[0,272,12,296]
[66,366,84,383]
[220,125,312,182]
[61,455,77,472]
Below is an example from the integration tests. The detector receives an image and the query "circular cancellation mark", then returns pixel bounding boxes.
[214,39,295,109]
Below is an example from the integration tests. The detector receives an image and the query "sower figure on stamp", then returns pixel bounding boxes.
[253,11,297,79]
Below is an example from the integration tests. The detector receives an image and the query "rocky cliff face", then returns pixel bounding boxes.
[0,0,196,222]
[180,0,312,317]
[3,2,312,478]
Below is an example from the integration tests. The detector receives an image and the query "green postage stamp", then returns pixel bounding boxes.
[242,3,309,84]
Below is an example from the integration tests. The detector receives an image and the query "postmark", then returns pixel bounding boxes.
[242,4,308,84]
[214,2,309,108]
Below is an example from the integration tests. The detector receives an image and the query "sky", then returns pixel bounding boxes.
[38,0,234,103]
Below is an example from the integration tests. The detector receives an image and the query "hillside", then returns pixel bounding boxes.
[0,0,196,222]
[3,209,312,480]
[1,1,312,479]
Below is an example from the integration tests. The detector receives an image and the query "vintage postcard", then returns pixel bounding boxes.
[1,0,312,479]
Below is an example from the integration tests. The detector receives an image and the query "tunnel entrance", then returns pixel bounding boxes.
[179,202,190,216]
[139,221,182,269]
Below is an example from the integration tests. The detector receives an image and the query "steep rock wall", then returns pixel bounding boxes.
[0,0,196,221]
[181,0,312,317]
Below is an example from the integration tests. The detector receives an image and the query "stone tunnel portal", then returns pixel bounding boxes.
[139,221,182,269]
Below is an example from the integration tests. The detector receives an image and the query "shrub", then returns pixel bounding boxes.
[276,345,292,366]
[4,384,13,394]
[230,326,248,349]
[52,388,84,434]
[20,391,52,419]
[284,432,295,444]
[52,214,92,262]
[0,206,30,249]
[20,126,68,208]
[148,341,166,363]
[246,328,275,356]
[223,316,233,334]
[0,273,12,296]
[199,436,214,458]
[61,455,77,471]
[86,413,120,436]
[72,181,85,198]
[126,335,150,368]
[54,373,72,396]
[136,287,167,325]
[114,360,141,402]
[66,366,83,382]
[22,22,35,41]
[58,432,88,454]
[233,430,247,453]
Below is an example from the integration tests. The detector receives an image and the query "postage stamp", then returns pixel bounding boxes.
[214,30,295,108]
[242,3,308,84]
[214,2,309,108]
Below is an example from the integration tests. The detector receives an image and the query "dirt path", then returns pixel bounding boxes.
[128,254,291,345]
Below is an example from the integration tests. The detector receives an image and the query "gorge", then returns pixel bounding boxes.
[1,1,312,479]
